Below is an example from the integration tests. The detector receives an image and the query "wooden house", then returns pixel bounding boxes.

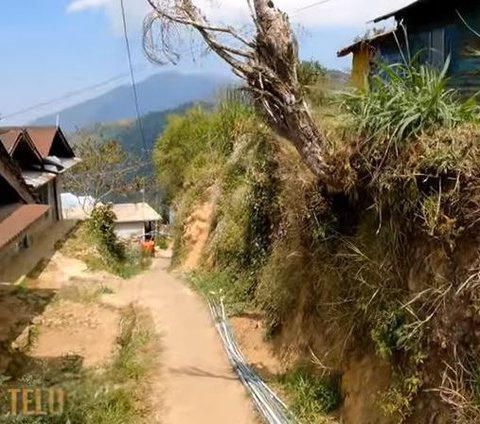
[0,142,50,269]
[338,0,480,94]
[0,127,80,222]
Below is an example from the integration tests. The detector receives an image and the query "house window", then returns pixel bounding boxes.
[429,28,446,68]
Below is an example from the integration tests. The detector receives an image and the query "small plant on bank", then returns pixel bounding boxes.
[381,372,422,422]
[371,309,410,359]
[284,363,341,422]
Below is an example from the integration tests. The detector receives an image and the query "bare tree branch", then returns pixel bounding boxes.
[144,0,338,187]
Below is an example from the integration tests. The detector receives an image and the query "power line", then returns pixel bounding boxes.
[292,0,336,16]
[1,72,138,121]
[119,0,148,156]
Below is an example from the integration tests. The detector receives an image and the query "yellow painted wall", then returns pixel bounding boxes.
[351,46,371,90]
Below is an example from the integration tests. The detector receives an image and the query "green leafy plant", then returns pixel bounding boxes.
[342,58,480,147]
[371,309,410,359]
[284,364,341,421]
[381,373,422,422]
[88,204,126,264]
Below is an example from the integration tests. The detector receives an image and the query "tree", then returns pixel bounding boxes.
[63,136,142,211]
[298,60,327,89]
[143,0,337,187]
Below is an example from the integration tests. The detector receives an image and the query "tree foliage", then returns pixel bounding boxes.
[297,60,327,88]
[154,102,255,202]
[88,204,126,263]
[64,136,142,208]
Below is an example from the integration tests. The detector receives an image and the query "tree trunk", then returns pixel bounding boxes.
[251,0,334,186]
[144,0,338,187]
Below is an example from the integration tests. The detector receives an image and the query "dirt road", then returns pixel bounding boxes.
[112,258,257,424]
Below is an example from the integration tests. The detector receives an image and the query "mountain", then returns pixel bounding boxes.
[75,101,211,155]
[33,71,232,132]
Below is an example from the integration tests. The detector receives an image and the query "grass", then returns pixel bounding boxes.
[0,306,158,424]
[188,271,255,315]
[341,58,479,146]
[60,223,150,279]
[281,363,341,423]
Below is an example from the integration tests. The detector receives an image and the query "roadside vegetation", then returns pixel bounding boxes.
[62,211,150,279]
[0,305,157,424]
[154,55,480,423]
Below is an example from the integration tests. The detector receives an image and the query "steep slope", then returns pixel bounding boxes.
[34,71,232,132]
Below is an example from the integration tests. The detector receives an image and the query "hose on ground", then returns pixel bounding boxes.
[208,297,299,424]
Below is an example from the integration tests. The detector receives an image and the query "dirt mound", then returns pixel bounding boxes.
[182,187,218,271]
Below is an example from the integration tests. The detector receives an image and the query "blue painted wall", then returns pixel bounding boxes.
[378,7,480,96]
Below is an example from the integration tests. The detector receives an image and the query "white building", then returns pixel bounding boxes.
[111,203,161,240]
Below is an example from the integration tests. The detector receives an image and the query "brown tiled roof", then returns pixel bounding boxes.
[0,130,22,154]
[0,142,35,203]
[0,126,75,159]
[0,129,43,164]
[0,204,49,250]
[25,127,59,158]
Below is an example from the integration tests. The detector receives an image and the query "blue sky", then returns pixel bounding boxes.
[0,0,410,125]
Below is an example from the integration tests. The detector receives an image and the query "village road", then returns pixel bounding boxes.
[112,258,257,424]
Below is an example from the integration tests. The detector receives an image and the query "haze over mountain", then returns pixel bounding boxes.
[33,71,233,132]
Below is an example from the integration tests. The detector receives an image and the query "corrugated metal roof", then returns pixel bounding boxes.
[0,204,50,250]
[25,127,59,158]
[373,0,425,23]
[337,29,398,57]
[0,142,35,204]
[47,157,82,173]
[111,203,161,223]
[22,171,56,189]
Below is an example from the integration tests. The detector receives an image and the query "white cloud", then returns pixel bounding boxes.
[67,0,111,13]
[66,0,414,30]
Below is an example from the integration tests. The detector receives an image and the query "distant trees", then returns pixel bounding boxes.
[64,136,143,210]
[297,60,327,89]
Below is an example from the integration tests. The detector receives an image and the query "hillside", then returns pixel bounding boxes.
[34,71,232,132]
[75,102,211,155]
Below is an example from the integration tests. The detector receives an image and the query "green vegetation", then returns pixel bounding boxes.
[155,58,480,422]
[283,364,341,422]
[0,306,156,424]
[88,205,126,264]
[61,221,148,279]
[342,58,479,144]
[380,372,422,422]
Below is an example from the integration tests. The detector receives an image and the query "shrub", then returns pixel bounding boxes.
[88,204,126,264]
[284,363,341,421]
[342,58,480,147]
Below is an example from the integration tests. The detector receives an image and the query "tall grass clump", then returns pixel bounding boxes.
[342,58,479,147]
[283,363,341,422]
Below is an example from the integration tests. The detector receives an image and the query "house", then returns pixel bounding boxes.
[110,203,161,240]
[338,0,480,94]
[0,126,81,222]
[337,29,399,89]
[0,142,50,268]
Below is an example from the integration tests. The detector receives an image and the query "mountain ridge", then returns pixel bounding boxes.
[34,71,233,132]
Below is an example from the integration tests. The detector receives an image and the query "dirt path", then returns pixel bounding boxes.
[110,258,257,424]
